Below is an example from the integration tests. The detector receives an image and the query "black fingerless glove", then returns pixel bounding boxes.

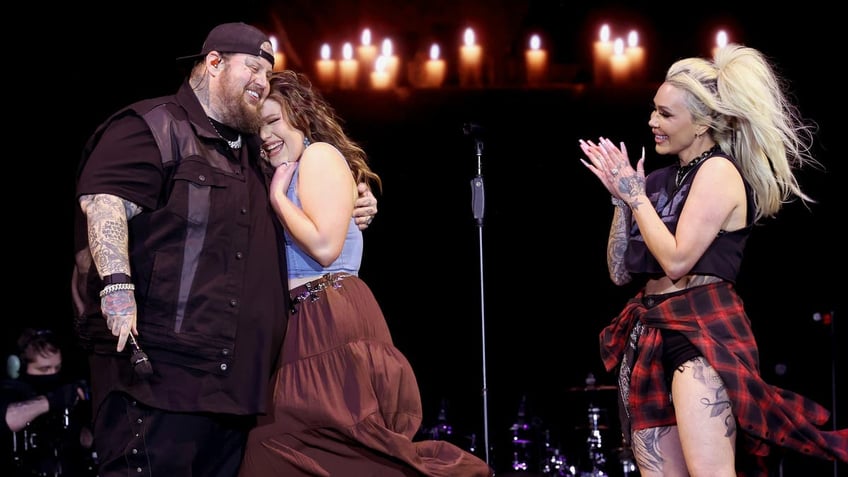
[46,382,80,412]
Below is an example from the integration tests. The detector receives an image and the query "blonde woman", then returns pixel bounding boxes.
[580,44,847,476]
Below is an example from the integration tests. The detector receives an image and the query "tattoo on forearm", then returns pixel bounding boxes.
[80,194,138,276]
[608,208,632,285]
[629,198,644,210]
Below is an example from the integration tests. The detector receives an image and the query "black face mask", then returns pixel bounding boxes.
[19,372,62,395]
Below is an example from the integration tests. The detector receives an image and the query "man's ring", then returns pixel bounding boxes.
[611,168,619,176]
[366,216,373,225]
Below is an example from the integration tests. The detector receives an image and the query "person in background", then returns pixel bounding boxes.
[1,328,94,476]
[579,43,848,476]
[71,22,378,477]
[238,70,493,477]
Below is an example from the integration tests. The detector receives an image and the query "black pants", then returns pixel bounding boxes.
[94,392,254,477]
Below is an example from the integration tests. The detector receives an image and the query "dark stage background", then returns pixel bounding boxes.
[9,1,845,475]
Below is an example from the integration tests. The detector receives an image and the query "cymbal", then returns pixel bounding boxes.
[566,384,617,392]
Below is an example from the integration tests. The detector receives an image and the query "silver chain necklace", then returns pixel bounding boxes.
[209,119,242,149]
[676,145,719,187]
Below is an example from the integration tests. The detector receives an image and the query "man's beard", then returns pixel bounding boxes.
[218,72,264,134]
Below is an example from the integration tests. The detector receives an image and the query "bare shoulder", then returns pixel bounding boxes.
[301,142,345,165]
[697,154,742,181]
[299,142,352,184]
[690,155,745,211]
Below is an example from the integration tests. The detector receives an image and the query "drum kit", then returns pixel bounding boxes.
[9,407,99,477]
[417,375,639,477]
[499,375,639,477]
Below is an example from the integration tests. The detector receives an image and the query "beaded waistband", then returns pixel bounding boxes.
[289,273,351,314]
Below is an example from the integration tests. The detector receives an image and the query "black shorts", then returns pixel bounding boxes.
[661,329,701,380]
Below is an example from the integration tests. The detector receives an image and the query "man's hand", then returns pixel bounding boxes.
[353,182,378,230]
[101,289,138,352]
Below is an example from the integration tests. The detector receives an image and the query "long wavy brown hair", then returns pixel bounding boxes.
[266,70,382,193]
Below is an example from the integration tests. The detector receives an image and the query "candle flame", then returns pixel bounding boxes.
[716,30,728,48]
[430,43,441,61]
[463,28,476,47]
[627,30,639,48]
[361,28,372,46]
[375,55,387,73]
[600,24,610,42]
[381,38,394,56]
[530,34,541,51]
[342,42,353,60]
[613,38,625,55]
[320,44,331,60]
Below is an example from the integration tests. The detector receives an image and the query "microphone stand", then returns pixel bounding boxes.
[466,124,490,465]
[813,309,840,477]
[832,311,838,428]
[828,310,838,477]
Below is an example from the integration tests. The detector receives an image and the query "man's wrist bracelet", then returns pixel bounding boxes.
[100,283,136,298]
[102,273,132,286]
[611,196,628,208]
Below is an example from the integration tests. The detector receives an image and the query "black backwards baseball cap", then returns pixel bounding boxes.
[176,22,275,68]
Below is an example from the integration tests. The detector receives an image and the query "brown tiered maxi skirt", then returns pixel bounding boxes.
[239,274,493,477]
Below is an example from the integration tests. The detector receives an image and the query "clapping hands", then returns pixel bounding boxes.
[579,137,645,201]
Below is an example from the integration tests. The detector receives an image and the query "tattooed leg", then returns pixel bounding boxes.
[671,356,736,477]
[632,425,688,477]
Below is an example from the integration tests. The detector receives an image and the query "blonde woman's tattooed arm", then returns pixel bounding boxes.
[608,201,632,286]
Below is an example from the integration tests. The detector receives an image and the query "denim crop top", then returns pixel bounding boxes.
[624,153,754,283]
[284,166,362,279]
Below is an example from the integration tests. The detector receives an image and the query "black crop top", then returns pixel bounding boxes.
[624,152,754,283]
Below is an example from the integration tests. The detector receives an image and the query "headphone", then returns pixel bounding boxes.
[212,58,221,68]
[6,353,20,379]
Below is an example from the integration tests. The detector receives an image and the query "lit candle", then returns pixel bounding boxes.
[380,38,399,87]
[315,43,337,89]
[370,55,391,89]
[625,30,645,81]
[609,37,630,85]
[525,34,548,86]
[269,35,286,72]
[459,27,482,87]
[593,24,613,86]
[712,30,728,58]
[423,43,446,88]
[338,42,359,90]
[357,28,378,74]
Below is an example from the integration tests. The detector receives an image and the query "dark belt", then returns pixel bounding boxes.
[289,272,351,314]
[642,287,689,308]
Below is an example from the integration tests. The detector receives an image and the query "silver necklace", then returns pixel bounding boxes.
[209,120,242,149]
[676,145,719,187]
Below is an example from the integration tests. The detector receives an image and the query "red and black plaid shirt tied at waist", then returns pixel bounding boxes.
[599,281,848,466]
